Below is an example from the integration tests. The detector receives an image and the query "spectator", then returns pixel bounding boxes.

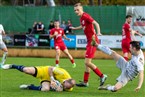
[48,21,55,33]
[60,20,67,32]
[27,22,38,34]
[36,22,45,34]
[65,19,73,34]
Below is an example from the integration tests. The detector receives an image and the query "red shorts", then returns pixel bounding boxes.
[55,42,67,51]
[121,40,130,53]
[85,36,100,58]
[85,45,96,58]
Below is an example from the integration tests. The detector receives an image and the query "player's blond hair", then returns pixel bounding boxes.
[74,3,82,7]
[74,3,83,10]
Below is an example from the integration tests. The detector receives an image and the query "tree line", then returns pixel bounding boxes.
[0,0,145,6]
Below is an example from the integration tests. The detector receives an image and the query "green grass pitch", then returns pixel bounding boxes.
[0,57,144,97]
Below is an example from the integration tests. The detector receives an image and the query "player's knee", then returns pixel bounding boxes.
[85,61,91,66]
[41,87,50,92]
[111,51,117,56]
[22,67,28,72]
[113,87,119,92]
[23,67,33,74]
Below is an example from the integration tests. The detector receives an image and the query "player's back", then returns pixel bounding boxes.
[126,50,144,80]
[53,67,71,83]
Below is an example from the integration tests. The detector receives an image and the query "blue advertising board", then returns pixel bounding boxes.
[50,35,76,48]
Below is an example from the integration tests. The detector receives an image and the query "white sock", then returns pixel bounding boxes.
[1,52,8,65]
[107,86,115,91]
[98,45,112,55]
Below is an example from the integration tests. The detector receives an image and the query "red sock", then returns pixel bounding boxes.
[93,68,103,78]
[124,57,128,61]
[55,60,59,64]
[70,59,74,64]
[83,72,90,83]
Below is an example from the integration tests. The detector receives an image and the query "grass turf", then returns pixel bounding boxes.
[0,57,144,97]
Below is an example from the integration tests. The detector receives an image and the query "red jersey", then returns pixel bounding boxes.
[80,12,98,45]
[50,28,64,44]
[122,23,131,41]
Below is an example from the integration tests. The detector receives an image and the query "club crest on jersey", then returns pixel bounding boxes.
[60,30,62,33]
[82,20,85,25]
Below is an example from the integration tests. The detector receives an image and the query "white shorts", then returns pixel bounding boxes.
[116,57,130,86]
[0,41,7,49]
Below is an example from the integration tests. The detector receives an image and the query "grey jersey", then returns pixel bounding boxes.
[126,50,144,80]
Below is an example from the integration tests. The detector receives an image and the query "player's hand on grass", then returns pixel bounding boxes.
[135,87,140,92]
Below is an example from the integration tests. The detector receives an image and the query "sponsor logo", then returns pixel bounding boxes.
[133,16,145,26]
[77,39,87,44]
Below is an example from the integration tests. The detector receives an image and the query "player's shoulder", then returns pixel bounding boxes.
[51,28,56,31]
[124,23,130,27]
[83,12,91,17]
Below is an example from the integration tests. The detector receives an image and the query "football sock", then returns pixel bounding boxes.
[1,52,8,65]
[107,85,115,91]
[55,60,59,65]
[98,45,112,55]
[28,84,42,91]
[124,57,128,61]
[84,72,90,83]
[12,64,25,72]
[70,59,75,64]
[93,68,103,78]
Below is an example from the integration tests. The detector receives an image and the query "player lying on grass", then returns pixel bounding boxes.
[92,39,144,92]
[2,65,76,92]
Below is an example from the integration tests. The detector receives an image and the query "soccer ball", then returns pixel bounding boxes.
[50,80,63,92]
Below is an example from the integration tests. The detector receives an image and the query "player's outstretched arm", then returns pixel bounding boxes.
[70,25,82,30]
[135,70,144,92]
[63,34,71,41]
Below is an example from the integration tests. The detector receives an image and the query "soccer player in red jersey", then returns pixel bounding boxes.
[122,15,142,61]
[71,3,107,87]
[50,20,76,68]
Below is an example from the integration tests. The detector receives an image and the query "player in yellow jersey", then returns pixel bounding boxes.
[2,64,76,92]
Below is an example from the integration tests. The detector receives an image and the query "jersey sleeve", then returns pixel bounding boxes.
[62,29,64,36]
[124,24,130,31]
[49,29,54,35]
[53,68,65,76]
[137,59,144,71]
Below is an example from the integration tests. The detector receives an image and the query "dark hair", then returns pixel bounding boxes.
[130,41,141,50]
[126,15,132,19]
[54,20,59,22]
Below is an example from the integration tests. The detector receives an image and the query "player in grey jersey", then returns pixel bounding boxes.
[91,40,144,92]
[0,24,8,68]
